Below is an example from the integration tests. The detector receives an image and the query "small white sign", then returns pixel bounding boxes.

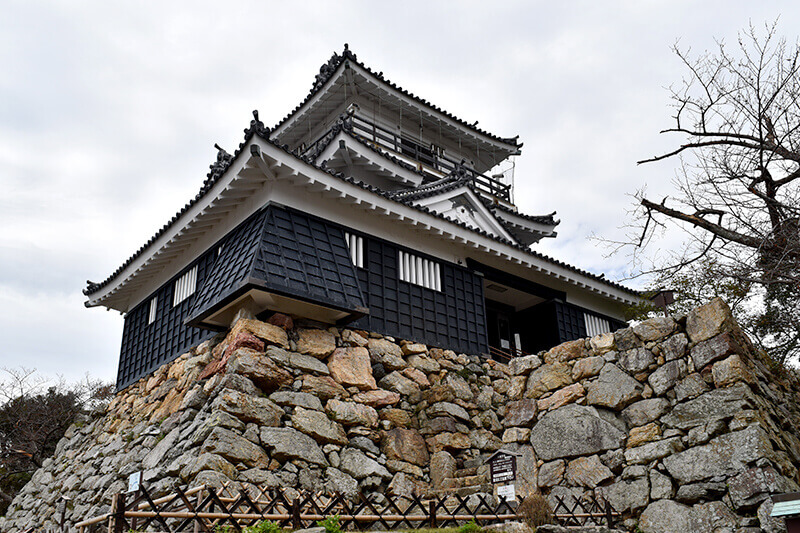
[128,471,141,493]
[497,484,516,501]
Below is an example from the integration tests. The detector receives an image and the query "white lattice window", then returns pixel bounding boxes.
[398,250,441,291]
[173,265,197,307]
[584,313,611,337]
[148,296,157,324]
[345,232,364,268]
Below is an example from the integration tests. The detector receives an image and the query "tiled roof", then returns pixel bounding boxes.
[489,201,558,227]
[272,45,522,149]
[387,174,473,202]
[85,112,639,300]
[83,113,270,297]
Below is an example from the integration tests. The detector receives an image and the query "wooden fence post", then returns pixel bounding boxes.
[429,500,436,529]
[292,497,301,530]
[605,500,613,527]
[110,492,126,533]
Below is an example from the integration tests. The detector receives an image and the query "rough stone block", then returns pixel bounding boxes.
[585,364,643,410]
[328,347,376,390]
[295,328,337,359]
[525,363,573,399]
[381,428,429,466]
[530,404,626,461]
[685,297,738,343]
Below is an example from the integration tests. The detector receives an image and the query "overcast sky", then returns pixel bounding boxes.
[2,1,798,385]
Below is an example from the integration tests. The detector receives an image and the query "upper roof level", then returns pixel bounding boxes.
[271,45,522,178]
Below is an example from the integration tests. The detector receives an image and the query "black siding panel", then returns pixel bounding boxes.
[117,251,217,390]
[352,238,487,355]
[555,300,588,342]
[187,210,267,322]
[252,208,366,310]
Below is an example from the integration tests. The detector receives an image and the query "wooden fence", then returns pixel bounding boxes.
[73,482,618,532]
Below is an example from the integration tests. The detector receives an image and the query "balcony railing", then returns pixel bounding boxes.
[303,112,512,202]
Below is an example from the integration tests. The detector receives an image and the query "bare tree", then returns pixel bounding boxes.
[628,22,800,361]
[0,368,113,515]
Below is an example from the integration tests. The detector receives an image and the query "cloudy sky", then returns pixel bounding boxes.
[2,1,797,384]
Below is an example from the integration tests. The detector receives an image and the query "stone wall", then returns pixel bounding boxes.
[2,298,799,532]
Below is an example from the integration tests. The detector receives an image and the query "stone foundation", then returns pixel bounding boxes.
[2,298,799,532]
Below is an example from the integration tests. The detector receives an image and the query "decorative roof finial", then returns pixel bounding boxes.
[246,109,270,137]
[344,43,349,51]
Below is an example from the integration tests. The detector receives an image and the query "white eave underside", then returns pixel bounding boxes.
[314,132,424,187]
[85,138,640,312]
[272,61,520,173]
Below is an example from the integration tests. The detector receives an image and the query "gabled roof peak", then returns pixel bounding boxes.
[274,45,521,150]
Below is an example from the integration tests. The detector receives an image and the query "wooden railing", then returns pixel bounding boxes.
[488,345,530,362]
[302,112,512,202]
[73,481,619,532]
[75,483,520,533]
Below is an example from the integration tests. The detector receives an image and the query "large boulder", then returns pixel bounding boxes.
[689,332,746,371]
[633,316,676,342]
[328,347,377,390]
[428,402,470,422]
[295,328,336,359]
[291,406,348,445]
[530,404,626,461]
[595,476,649,514]
[227,348,293,392]
[429,450,457,488]
[663,425,774,483]
[525,363,573,399]
[201,427,268,468]
[661,384,754,429]
[638,500,697,533]
[351,389,401,407]
[325,399,378,427]
[685,297,738,343]
[647,359,686,396]
[503,399,538,427]
[585,365,642,410]
[565,455,613,487]
[727,466,798,511]
[621,398,670,427]
[266,346,330,375]
[260,427,328,466]
[230,318,289,348]
[381,428,429,466]
[509,354,543,376]
[544,339,586,364]
[269,391,324,411]
[211,388,283,426]
[379,371,420,396]
[338,448,391,480]
[538,383,585,411]
[300,375,347,400]
[617,348,655,374]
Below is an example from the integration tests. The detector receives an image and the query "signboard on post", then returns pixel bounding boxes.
[487,450,518,484]
[127,471,141,493]
[497,484,516,502]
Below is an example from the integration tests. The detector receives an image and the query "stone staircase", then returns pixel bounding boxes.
[434,462,492,497]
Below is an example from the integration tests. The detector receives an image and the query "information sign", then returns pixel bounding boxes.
[497,484,516,501]
[128,471,141,493]
[487,450,518,484]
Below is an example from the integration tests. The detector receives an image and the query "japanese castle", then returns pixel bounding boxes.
[84,46,640,389]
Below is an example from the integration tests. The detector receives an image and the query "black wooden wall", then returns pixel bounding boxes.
[350,237,489,356]
[117,251,217,390]
[116,208,488,390]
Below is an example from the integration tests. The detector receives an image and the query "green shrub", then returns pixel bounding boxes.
[317,514,342,533]
[458,519,482,533]
[245,520,281,533]
[517,493,554,527]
